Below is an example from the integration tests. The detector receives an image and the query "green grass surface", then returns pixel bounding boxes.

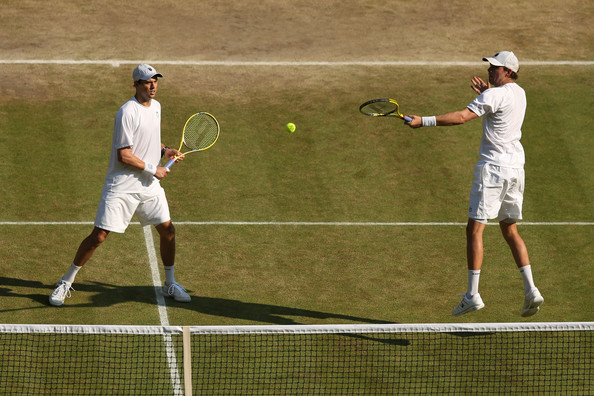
[0,65,592,327]
[1,3,591,392]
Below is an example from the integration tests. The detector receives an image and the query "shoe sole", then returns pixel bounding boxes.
[452,303,485,316]
[49,299,64,307]
[521,296,544,317]
[162,290,191,303]
[174,297,191,302]
[169,294,191,303]
[521,307,540,317]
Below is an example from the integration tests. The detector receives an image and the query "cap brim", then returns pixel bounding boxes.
[482,57,505,67]
[134,73,163,81]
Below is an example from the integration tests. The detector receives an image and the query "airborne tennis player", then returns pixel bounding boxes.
[406,51,544,317]
[49,64,191,306]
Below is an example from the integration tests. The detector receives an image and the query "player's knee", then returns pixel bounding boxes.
[158,222,175,240]
[500,223,520,243]
[501,229,519,244]
[88,229,109,247]
[466,219,484,237]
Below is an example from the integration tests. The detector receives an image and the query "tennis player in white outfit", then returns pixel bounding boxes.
[406,51,544,317]
[50,64,191,306]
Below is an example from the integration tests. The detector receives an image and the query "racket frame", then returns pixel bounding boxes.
[165,112,220,169]
[359,98,412,122]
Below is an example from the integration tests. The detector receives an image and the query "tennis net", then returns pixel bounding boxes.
[1,322,591,395]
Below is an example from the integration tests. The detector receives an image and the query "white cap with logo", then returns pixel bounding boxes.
[482,51,519,73]
[132,64,163,81]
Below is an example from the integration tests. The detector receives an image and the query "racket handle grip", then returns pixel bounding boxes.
[164,158,176,169]
[404,115,412,122]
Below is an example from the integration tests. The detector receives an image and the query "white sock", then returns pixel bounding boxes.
[519,265,536,294]
[62,262,82,284]
[466,270,481,298]
[164,266,175,285]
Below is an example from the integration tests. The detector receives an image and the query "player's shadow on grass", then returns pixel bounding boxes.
[190,296,393,325]
[0,277,393,326]
[0,277,54,308]
[0,277,409,346]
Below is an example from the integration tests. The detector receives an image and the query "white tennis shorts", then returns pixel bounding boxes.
[468,162,524,223]
[94,187,171,233]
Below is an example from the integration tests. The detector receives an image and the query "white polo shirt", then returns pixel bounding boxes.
[103,97,162,193]
[466,82,527,168]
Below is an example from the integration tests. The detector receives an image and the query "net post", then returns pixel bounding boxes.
[183,326,192,396]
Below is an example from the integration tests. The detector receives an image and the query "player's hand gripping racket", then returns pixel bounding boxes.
[359,98,412,122]
[165,112,220,169]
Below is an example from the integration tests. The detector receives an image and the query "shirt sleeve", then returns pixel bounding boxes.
[113,105,137,149]
[467,88,499,117]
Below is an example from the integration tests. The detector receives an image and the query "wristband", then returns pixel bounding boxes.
[422,116,437,127]
[161,146,169,158]
[143,162,157,175]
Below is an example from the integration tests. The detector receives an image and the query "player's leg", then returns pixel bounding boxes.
[156,220,175,267]
[156,220,177,285]
[499,220,543,316]
[452,219,487,316]
[156,221,190,302]
[49,227,110,306]
[50,192,136,306]
[73,227,111,268]
[466,218,486,296]
[499,220,529,268]
[137,188,190,302]
[466,219,486,271]
[498,167,543,316]
[453,162,494,316]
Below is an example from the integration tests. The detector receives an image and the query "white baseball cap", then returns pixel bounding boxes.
[132,64,163,81]
[482,51,519,73]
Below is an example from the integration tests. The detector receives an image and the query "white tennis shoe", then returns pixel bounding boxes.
[49,280,74,307]
[163,281,191,302]
[452,293,485,316]
[521,288,544,317]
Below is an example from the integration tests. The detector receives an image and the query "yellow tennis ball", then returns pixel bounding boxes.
[286,122,296,133]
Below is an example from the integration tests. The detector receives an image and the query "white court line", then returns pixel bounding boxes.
[1,221,592,226]
[142,226,170,326]
[171,221,594,226]
[142,226,183,396]
[0,59,592,67]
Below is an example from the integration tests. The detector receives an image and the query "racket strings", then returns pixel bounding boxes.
[183,115,219,150]
[361,101,398,116]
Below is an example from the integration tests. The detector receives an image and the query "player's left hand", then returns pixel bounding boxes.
[164,148,184,162]
[471,76,490,94]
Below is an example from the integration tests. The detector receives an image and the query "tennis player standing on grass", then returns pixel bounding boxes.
[50,64,191,306]
[406,51,544,317]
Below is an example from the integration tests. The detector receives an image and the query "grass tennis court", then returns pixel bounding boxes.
[0,1,592,394]
[0,65,592,326]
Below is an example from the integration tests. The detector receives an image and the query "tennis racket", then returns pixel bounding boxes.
[359,98,412,122]
[165,112,220,169]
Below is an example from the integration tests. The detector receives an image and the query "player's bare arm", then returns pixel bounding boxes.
[117,147,170,179]
[435,108,478,125]
[407,108,478,129]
